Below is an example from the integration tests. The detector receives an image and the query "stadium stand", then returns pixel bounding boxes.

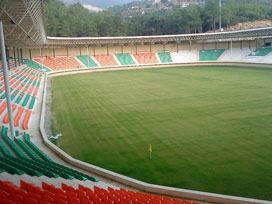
[249,47,272,56]
[0,179,200,204]
[199,49,225,61]
[0,66,43,129]
[171,50,198,62]
[115,53,136,65]
[22,59,51,73]
[34,57,83,71]
[219,48,252,62]
[0,126,99,182]
[157,51,172,63]
[260,52,272,63]
[76,55,98,68]
[93,54,118,67]
[132,52,159,64]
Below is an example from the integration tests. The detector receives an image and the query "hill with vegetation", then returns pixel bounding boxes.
[44,0,272,37]
[61,0,140,9]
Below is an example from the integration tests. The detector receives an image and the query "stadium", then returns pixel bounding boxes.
[0,0,272,204]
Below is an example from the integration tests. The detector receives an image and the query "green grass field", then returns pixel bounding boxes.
[51,66,272,201]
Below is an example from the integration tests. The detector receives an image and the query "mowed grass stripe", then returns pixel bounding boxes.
[52,66,272,200]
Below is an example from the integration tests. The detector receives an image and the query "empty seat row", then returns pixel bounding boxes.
[0,126,99,182]
[0,179,200,204]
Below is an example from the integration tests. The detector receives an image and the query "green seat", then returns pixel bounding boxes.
[157,52,172,63]
[24,133,52,161]
[199,49,225,61]
[115,53,135,65]
[29,96,36,109]
[249,47,272,56]
[76,55,98,68]
[1,126,28,158]
[0,140,13,157]
[0,160,24,175]
[15,138,40,160]
[22,59,51,73]
[22,94,31,107]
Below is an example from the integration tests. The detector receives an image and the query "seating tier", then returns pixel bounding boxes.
[132,53,159,64]
[34,57,83,71]
[115,53,135,65]
[93,54,118,67]
[199,49,225,61]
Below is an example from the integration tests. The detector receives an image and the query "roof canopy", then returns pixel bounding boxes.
[46,27,272,48]
[1,0,272,48]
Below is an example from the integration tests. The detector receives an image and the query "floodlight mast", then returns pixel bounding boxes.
[219,0,222,31]
[0,21,15,139]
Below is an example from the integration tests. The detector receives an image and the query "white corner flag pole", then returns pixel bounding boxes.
[0,21,15,139]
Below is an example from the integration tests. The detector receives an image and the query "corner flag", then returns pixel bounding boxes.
[149,144,152,159]
[149,144,152,152]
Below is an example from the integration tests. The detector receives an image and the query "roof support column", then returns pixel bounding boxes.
[255,39,258,49]
[66,47,68,58]
[17,48,21,66]
[53,48,55,59]
[29,49,32,60]
[240,41,242,49]
[13,47,17,68]
[107,45,109,55]
[20,48,23,62]
[0,21,15,139]
[87,46,89,68]
[6,46,10,69]
[176,42,179,53]
[248,40,251,50]
[230,40,233,56]
[136,44,138,55]
[79,47,82,56]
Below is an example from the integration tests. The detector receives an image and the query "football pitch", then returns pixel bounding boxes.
[51,66,272,201]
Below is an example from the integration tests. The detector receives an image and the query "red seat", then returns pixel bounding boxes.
[56,188,66,196]
[66,191,77,198]
[67,195,79,202]
[1,199,16,204]
[55,193,67,201]
[41,195,54,203]
[29,192,42,200]
[42,182,50,191]
[8,194,24,203]
[80,198,93,204]
[24,197,39,204]
[17,188,28,197]
[0,190,10,199]
[43,190,55,198]
[55,198,67,204]
[39,201,51,204]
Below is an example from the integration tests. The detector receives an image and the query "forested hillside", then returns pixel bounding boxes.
[61,0,140,9]
[44,0,272,37]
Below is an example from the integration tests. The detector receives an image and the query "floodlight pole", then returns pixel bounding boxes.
[219,0,222,31]
[0,21,15,139]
